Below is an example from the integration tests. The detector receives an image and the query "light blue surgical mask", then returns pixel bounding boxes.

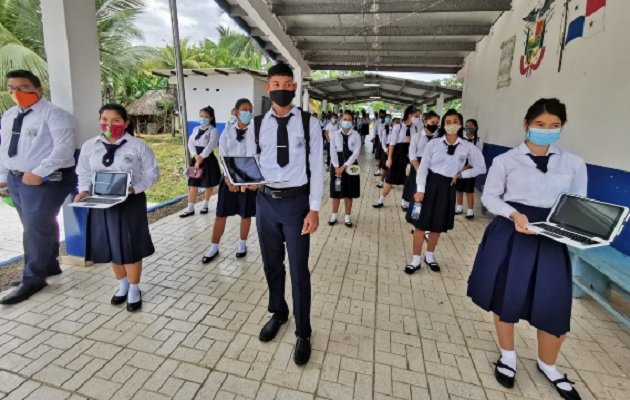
[238,111,252,125]
[331,118,338,124]
[341,120,353,130]
[527,127,561,146]
[384,117,391,124]
[199,117,210,126]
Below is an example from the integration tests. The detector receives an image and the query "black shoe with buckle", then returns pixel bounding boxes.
[493,359,516,388]
[126,292,142,312]
[424,258,440,272]
[235,250,247,258]
[373,201,384,208]
[179,210,195,218]
[294,337,311,366]
[259,315,287,342]
[537,364,582,400]
[200,207,209,214]
[201,251,219,264]
[111,292,127,305]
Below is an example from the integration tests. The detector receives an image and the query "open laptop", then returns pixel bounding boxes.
[220,156,284,186]
[69,171,131,209]
[527,194,629,249]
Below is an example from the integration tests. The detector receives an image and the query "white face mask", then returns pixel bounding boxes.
[444,124,461,136]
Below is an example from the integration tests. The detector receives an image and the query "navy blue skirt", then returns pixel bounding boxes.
[188,147,221,188]
[456,177,476,193]
[402,158,420,203]
[467,202,572,337]
[216,179,257,218]
[385,143,410,185]
[374,136,383,159]
[87,192,155,265]
[407,170,455,232]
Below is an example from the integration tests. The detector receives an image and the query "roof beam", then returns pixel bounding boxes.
[297,41,477,52]
[272,0,512,15]
[287,25,491,37]
[311,64,460,74]
[308,55,463,66]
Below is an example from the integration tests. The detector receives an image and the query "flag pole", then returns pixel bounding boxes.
[558,0,570,72]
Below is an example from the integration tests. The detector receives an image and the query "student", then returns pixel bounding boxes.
[376,113,392,189]
[455,119,484,218]
[373,109,386,176]
[405,109,485,273]
[180,106,221,217]
[467,99,586,400]
[374,106,419,209]
[323,113,339,171]
[202,98,257,263]
[359,110,370,143]
[245,63,323,366]
[75,104,159,312]
[328,111,361,227]
[402,111,439,207]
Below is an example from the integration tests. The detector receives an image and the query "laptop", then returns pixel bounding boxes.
[527,194,629,249]
[69,171,131,209]
[220,156,284,186]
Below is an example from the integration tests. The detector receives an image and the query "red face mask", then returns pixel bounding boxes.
[101,123,127,140]
[11,90,40,109]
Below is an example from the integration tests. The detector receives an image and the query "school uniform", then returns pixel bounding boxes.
[373,119,383,159]
[378,123,392,170]
[329,128,361,199]
[187,125,221,188]
[467,143,587,336]
[216,123,257,218]
[411,136,486,231]
[324,121,339,166]
[245,106,323,339]
[76,133,159,265]
[386,123,419,185]
[402,130,433,204]
[455,136,484,193]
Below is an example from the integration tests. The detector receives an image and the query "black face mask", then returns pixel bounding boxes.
[426,124,438,133]
[270,90,295,107]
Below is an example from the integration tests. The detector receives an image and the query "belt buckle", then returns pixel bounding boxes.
[269,189,283,199]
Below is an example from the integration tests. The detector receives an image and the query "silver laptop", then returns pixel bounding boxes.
[220,156,284,186]
[69,171,131,209]
[527,194,629,249]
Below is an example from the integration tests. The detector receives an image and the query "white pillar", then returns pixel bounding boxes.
[322,99,328,113]
[333,104,339,113]
[293,66,303,108]
[422,104,427,113]
[436,93,445,116]
[41,0,101,146]
[302,89,310,112]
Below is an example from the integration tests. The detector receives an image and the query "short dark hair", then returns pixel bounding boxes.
[267,63,294,79]
[99,103,134,136]
[6,69,42,88]
[524,98,567,125]
[424,110,440,121]
[437,108,464,137]
[234,98,252,109]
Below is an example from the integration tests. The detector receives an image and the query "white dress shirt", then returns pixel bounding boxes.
[379,123,392,151]
[324,121,339,135]
[481,142,588,219]
[244,106,324,211]
[463,136,484,152]
[330,129,361,168]
[76,133,160,194]
[408,133,432,160]
[0,98,76,181]
[388,122,420,145]
[416,136,486,192]
[219,123,254,157]
[188,125,218,159]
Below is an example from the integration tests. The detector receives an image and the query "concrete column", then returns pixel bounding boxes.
[302,89,310,112]
[41,0,101,146]
[333,104,339,113]
[422,104,427,113]
[436,93,445,116]
[322,99,328,113]
[293,66,303,108]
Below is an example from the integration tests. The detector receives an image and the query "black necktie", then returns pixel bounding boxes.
[236,128,247,142]
[405,125,411,136]
[385,125,390,135]
[102,139,127,167]
[528,154,553,173]
[445,142,459,155]
[426,135,434,141]
[274,114,293,167]
[342,134,350,161]
[8,109,33,158]
[195,128,208,141]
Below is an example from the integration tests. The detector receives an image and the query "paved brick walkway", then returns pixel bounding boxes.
[0,151,628,400]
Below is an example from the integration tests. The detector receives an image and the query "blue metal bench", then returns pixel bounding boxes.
[570,246,630,328]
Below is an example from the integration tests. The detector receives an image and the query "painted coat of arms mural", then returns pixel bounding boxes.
[520,0,556,77]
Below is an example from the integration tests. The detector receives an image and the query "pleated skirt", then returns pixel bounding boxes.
[385,143,410,185]
[188,147,221,188]
[216,179,257,218]
[407,170,455,232]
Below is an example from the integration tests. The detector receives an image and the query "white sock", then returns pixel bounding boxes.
[538,359,572,391]
[201,200,209,209]
[206,243,219,257]
[455,204,463,212]
[237,239,247,253]
[186,203,194,212]
[411,255,421,267]
[344,215,351,223]
[498,349,517,378]
[378,195,385,203]
[128,284,141,303]
[330,213,338,221]
[466,209,474,217]
[425,252,435,264]
[115,277,129,297]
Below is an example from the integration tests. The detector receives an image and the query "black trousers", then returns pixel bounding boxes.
[256,191,312,338]
[7,168,74,285]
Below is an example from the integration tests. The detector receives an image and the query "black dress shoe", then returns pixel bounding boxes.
[200,207,209,214]
[373,202,384,208]
[344,221,353,228]
[328,219,337,226]
[235,250,247,258]
[294,337,311,366]
[0,282,47,305]
[537,364,582,400]
[259,316,287,342]
[201,251,219,264]
[111,292,127,305]
[493,359,516,389]
[424,258,441,272]
[126,293,142,312]
[11,269,62,287]
[179,210,195,218]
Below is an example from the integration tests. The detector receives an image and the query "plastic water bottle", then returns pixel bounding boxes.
[334,177,342,192]
[410,202,422,220]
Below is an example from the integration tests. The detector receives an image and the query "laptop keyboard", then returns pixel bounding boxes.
[82,197,121,205]
[536,223,599,245]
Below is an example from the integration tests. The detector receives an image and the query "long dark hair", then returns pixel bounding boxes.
[437,108,464,137]
[99,103,134,136]
[461,118,479,143]
[402,105,416,124]
[200,105,216,127]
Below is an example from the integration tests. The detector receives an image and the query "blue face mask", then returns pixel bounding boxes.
[341,120,353,129]
[384,118,391,124]
[527,127,561,146]
[238,111,252,125]
[199,117,210,126]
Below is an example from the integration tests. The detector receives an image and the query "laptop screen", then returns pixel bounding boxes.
[93,172,128,197]
[550,195,625,239]
[222,157,265,184]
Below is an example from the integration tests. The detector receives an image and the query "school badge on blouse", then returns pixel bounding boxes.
[296,137,305,149]
[124,155,134,164]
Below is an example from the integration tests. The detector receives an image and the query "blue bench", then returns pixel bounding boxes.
[570,246,630,328]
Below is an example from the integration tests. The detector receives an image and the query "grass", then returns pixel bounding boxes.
[139,134,189,204]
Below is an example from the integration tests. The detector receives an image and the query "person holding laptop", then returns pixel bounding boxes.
[202,98,257,263]
[467,98,587,400]
[75,104,159,312]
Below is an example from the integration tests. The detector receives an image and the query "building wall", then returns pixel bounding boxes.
[462,0,630,253]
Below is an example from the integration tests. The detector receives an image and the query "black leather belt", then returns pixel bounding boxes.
[8,166,73,178]
[261,184,309,199]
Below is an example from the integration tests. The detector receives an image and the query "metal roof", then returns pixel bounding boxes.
[307,74,462,106]
[152,67,268,79]
[215,0,512,73]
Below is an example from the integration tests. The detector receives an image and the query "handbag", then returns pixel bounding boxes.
[186,167,204,179]
[346,165,361,176]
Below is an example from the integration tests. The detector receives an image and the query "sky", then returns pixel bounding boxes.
[133,0,452,82]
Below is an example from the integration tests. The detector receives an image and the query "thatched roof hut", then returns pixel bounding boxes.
[127,89,176,116]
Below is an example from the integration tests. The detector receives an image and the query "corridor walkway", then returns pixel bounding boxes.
[0,151,628,400]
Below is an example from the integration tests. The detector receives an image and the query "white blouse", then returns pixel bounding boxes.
[329,129,361,168]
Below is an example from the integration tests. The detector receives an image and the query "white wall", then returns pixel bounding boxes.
[252,76,268,115]
[461,0,630,172]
